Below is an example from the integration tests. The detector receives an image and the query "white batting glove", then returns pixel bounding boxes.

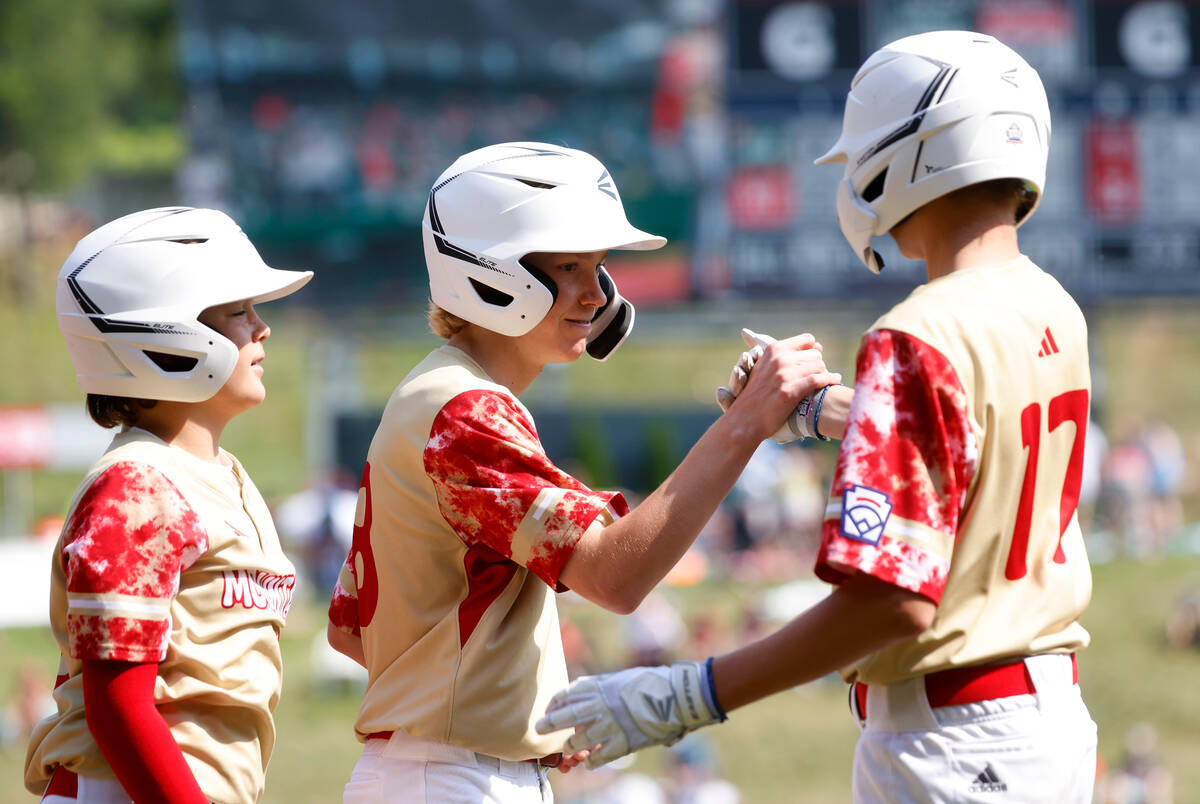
[535,660,726,769]
[716,328,829,443]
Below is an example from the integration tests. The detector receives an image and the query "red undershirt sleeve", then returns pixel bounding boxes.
[82,659,209,804]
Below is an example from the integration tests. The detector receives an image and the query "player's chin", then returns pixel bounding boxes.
[554,336,589,363]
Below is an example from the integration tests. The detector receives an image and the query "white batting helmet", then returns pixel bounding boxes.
[56,206,313,402]
[422,142,665,359]
[816,30,1052,272]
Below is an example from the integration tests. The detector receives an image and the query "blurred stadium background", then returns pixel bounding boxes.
[1,0,1199,801]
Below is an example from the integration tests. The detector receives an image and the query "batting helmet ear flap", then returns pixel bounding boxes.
[516,257,560,302]
[585,267,635,361]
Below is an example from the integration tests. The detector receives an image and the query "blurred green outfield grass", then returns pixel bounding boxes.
[4,556,1200,802]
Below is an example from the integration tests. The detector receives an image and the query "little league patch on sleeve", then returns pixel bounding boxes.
[840,484,893,545]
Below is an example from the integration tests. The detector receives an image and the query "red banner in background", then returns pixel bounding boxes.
[726,165,796,230]
[1085,120,1141,223]
[606,256,691,307]
[0,407,53,470]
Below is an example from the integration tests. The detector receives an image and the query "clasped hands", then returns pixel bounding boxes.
[716,328,841,443]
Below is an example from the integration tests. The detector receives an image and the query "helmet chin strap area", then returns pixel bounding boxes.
[586,267,635,361]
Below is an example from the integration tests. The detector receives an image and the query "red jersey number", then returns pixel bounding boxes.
[350,461,379,626]
[1005,389,1089,580]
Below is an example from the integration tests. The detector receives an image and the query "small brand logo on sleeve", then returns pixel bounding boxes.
[840,484,893,545]
[1037,326,1059,357]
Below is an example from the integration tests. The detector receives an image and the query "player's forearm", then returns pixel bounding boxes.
[710,573,935,712]
[83,659,209,804]
[562,412,763,613]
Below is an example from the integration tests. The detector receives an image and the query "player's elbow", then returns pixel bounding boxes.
[579,580,648,615]
[558,541,653,614]
[327,622,367,667]
[892,595,937,637]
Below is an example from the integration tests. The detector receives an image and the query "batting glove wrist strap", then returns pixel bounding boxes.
[671,660,725,729]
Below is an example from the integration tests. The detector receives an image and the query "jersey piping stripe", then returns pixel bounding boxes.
[529,489,554,521]
[67,597,171,617]
[824,500,944,547]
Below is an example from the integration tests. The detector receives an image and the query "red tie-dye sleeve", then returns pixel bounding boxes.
[424,389,627,589]
[62,462,208,663]
[815,330,978,604]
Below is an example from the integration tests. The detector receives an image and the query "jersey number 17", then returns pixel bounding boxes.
[1005,388,1089,581]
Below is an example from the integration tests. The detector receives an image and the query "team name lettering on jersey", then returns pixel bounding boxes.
[221,569,296,616]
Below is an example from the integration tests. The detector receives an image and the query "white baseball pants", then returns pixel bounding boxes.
[851,654,1097,804]
[40,770,130,804]
[344,730,551,803]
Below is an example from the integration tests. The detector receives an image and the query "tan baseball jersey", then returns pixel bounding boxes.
[25,428,296,804]
[327,345,625,761]
[816,256,1092,685]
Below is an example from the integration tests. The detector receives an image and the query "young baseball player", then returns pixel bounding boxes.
[324,142,840,803]
[24,207,312,803]
[538,31,1099,803]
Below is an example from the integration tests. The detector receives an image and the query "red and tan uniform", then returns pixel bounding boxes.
[25,429,296,804]
[818,256,1093,684]
[328,345,625,761]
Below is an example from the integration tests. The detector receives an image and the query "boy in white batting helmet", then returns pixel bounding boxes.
[25,207,312,803]
[325,142,839,802]
[539,32,1098,803]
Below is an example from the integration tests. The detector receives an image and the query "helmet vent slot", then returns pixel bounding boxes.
[144,350,199,373]
[168,238,209,244]
[515,179,556,190]
[862,168,887,203]
[469,278,515,307]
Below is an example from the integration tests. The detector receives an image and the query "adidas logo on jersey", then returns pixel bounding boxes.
[967,763,1008,793]
[1037,326,1059,357]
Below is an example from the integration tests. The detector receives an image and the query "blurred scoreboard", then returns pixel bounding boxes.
[175,0,694,307]
[713,0,1200,301]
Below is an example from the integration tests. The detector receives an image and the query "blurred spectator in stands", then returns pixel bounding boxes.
[273,469,359,601]
[622,591,687,666]
[775,446,828,560]
[685,611,728,662]
[665,735,741,804]
[561,616,597,680]
[1,662,54,749]
[553,762,667,804]
[1098,437,1155,558]
[1093,722,1173,804]
[1165,585,1200,650]
[1140,418,1186,548]
[651,0,725,186]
